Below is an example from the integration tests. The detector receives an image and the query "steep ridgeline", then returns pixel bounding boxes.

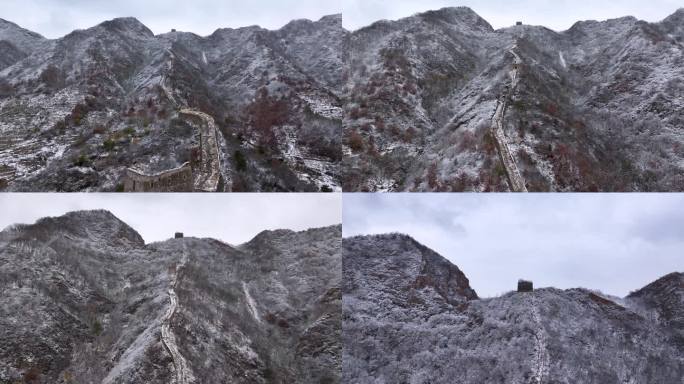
[0,15,343,192]
[342,234,684,383]
[0,211,341,383]
[343,7,684,192]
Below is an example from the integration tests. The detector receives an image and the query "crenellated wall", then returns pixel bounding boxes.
[123,162,193,192]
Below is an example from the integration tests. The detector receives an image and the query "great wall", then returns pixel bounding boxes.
[529,293,550,384]
[123,162,193,192]
[160,240,193,384]
[179,109,222,192]
[123,109,223,192]
[123,54,224,193]
[491,46,528,192]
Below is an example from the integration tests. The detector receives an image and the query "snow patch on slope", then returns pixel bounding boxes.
[102,316,163,383]
[242,281,261,323]
[558,51,567,69]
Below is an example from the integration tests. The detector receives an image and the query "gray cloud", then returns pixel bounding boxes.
[0,0,341,38]
[342,0,682,31]
[0,193,341,245]
[343,194,683,298]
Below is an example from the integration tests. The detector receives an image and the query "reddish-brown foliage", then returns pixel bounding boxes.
[427,163,440,190]
[247,88,289,132]
[348,130,364,152]
[402,127,417,143]
[545,103,559,116]
[482,131,497,155]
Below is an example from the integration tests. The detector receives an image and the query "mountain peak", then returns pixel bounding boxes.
[10,210,145,246]
[662,8,684,26]
[0,18,18,28]
[59,209,120,223]
[568,15,638,33]
[419,6,493,31]
[320,13,342,23]
[344,234,478,304]
[278,13,342,34]
[0,18,35,33]
[98,17,154,37]
[0,17,46,52]
[627,272,683,332]
[432,6,478,16]
[629,272,683,298]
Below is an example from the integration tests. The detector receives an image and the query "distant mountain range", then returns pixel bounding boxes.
[342,7,684,192]
[0,211,341,383]
[343,233,684,383]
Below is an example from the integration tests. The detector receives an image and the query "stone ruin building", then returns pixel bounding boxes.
[518,279,533,292]
[123,162,193,192]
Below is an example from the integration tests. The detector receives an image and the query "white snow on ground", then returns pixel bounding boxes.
[298,94,342,120]
[490,46,527,192]
[242,281,261,323]
[559,51,567,69]
[301,157,342,192]
[510,139,559,191]
[370,177,396,192]
[102,319,163,384]
[179,109,221,192]
[215,128,233,191]
[530,294,550,384]
[276,125,341,191]
[202,51,208,65]
[0,88,83,181]
[382,142,421,157]
[279,125,302,160]
[160,241,193,384]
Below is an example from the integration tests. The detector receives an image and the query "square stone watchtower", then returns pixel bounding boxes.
[517,279,533,292]
[175,232,184,239]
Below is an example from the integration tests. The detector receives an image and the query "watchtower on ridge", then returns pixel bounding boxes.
[518,279,533,292]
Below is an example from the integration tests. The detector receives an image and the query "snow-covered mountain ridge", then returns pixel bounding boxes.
[0,14,343,191]
[343,233,684,383]
[0,210,341,383]
[342,7,684,192]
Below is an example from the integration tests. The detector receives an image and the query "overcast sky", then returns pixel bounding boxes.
[344,194,683,298]
[0,193,340,244]
[0,0,341,38]
[343,0,683,31]
[3,1,680,37]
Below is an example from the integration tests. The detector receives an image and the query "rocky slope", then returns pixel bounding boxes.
[342,7,684,191]
[0,210,341,383]
[0,14,343,192]
[343,234,684,383]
